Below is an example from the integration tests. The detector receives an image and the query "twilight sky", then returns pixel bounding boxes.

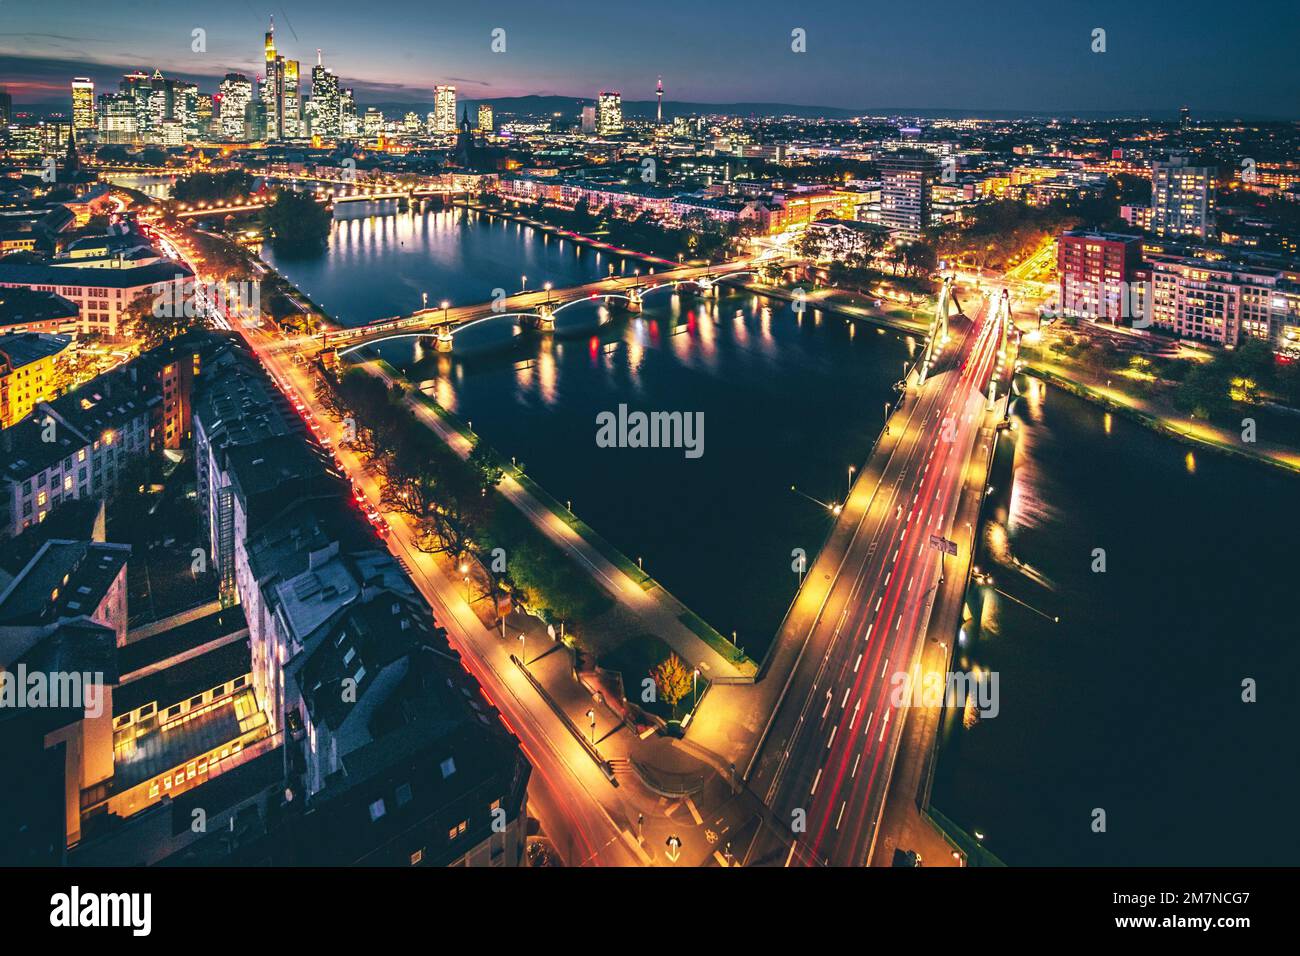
[1,0,1296,116]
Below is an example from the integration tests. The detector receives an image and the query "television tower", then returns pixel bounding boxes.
[656,75,664,126]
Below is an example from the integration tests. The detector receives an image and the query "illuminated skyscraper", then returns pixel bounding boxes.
[71,78,95,133]
[219,73,253,140]
[309,50,342,139]
[1151,153,1216,240]
[433,86,457,135]
[262,17,287,139]
[597,91,622,136]
[656,76,664,126]
[478,104,494,134]
[283,58,302,137]
[878,151,937,240]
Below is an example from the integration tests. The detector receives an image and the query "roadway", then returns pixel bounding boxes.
[746,287,1006,866]
[151,221,656,866]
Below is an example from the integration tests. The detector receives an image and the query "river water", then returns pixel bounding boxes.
[931,378,1298,865]
[268,205,1296,864]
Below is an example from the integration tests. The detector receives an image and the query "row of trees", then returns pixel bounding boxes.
[482,193,748,262]
[324,367,608,625]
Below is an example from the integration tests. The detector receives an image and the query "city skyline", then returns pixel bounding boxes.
[1,0,1298,117]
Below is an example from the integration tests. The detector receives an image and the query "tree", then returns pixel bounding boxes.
[123,287,212,350]
[467,440,504,492]
[651,652,694,716]
[262,188,332,255]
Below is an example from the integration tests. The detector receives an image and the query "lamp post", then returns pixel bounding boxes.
[521,274,528,293]
[441,300,449,324]
[586,708,596,743]
[544,281,552,306]
[848,464,856,499]
[692,668,699,708]
[422,291,428,311]
[518,632,526,666]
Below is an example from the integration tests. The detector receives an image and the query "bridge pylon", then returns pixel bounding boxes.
[920,274,955,384]
[435,328,454,353]
[998,288,1011,358]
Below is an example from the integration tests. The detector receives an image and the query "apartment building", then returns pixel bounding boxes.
[0,259,194,339]
[0,331,73,428]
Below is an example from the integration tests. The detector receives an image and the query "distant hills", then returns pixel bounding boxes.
[369,95,1286,123]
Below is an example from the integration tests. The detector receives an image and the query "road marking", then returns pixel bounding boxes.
[685,797,703,825]
[880,657,889,677]
[851,752,861,778]
[835,801,846,830]
[879,711,891,742]
[849,700,861,729]
[853,652,862,673]
[826,726,837,749]
[840,685,851,708]
[810,768,822,795]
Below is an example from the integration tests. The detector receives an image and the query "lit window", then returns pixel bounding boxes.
[368,799,386,822]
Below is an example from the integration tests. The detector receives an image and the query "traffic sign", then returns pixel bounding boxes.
[929,534,958,556]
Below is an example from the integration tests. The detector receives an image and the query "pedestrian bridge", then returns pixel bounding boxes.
[326,263,772,357]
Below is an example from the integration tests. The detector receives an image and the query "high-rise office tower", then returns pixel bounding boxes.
[478,104,494,134]
[597,91,622,136]
[219,73,253,140]
[309,50,342,139]
[363,108,383,139]
[878,151,937,240]
[71,78,95,133]
[0,89,11,129]
[580,105,596,134]
[194,94,215,140]
[282,58,302,137]
[340,88,358,136]
[433,86,457,135]
[1151,153,1216,240]
[656,76,664,126]
[1179,105,1190,129]
[262,17,286,139]
[97,91,137,143]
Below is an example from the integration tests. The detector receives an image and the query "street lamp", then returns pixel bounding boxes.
[692,668,699,708]
[544,281,552,306]
[421,291,428,311]
[521,274,528,293]
[518,632,527,666]
[585,708,596,743]
[848,464,856,499]
[441,300,449,324]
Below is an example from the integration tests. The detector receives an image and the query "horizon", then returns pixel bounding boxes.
[1,0,1296,118]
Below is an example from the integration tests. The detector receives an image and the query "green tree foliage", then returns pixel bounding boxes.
[172,170,256,204]
[651,652,694,716]
[123,287,212,350]
[262,188,332,255]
